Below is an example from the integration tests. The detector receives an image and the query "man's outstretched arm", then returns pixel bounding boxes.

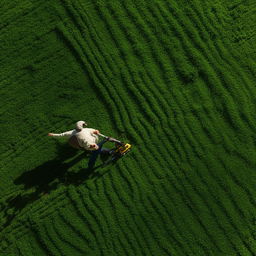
[48,130,74,137]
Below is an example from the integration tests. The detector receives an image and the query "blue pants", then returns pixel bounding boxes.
[88,139,110,169]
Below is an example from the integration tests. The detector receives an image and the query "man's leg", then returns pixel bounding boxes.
[88,139,109,169]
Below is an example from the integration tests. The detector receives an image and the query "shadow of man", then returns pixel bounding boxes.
[2,143,91,229]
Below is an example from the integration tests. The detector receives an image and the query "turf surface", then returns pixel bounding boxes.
[1,0,256,255]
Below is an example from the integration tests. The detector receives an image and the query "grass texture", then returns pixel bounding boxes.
[0,0,256,255]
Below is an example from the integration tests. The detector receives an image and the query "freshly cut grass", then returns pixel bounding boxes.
[1,0,256,255]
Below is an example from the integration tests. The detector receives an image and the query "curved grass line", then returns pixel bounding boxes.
[183,1,256,126]
[77,189,114,253]
[50,215,84,256]
[55,21,126,132]
[195,0,256,86]
[86,2,164,126]
[75,0,166,125]
[157,1,256,132]
[65,5,164,146]
[80,192,118,254]
[162,114,256,236]
[90,0,173,112]
[146,191,199,255]
[58,210,93,249]
[121,122,228,252]
[107,0,185,116]
[155,183,222,255]
[105,1,174,112]
[112,0,254,168]
[39,220,63,256]
[66,186,99,247]
[101,177,142,255]
[104,188,148,256]
[92,185,136,255]
[138,118,254,252]
[30,224,56,256]
[136,0,252,136]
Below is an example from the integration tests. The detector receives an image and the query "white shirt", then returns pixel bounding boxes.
[51,128,99,150]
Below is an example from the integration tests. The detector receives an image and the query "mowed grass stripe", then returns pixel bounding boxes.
[7,190,68,232]
[161,180,233,255]
[146,119,252,253]
[56,211,93,254]
[113,162,141,200]
[102,161,179,255]
[156,150,236,252]
[155,0,251,132]
[159,0,256,133]
[26,231,47,256]
[105,0,176,119]
[57,0,139,129]
[187,109,255,217]
[145,190,201,255]
[79,191,118,255]
[159,183,224,255]
[105,0,187,122]
[58,21,138,137]
[104,165,155,256]
[94,0,172,114]
[55,21,126,132]
[87,183,138,256]
[76,188,119,254]
[86,3,200,167]
[104,182,148,256]
[185,6,255,106]
[76,0,168,124]
[0,191,68,238]
[60,19,143,141]
[180,90,256,210]
[106,166,176,254]
[197,0,256,87]
[66,186,105,251]
[120,0,187,88]
[102,176,144,255]
[58,209,94,250]
[118,119,226,251]
[48,216,81,256]
[186,0,256,124]
[163,116,256,251]
[51,215,85,256]
[156,3,256,166]
[154,1,249,130]
[80,2,163,126]
[45,218,72,256]
[111,0,248,167]
[32,220,63,256]
[107,166,136,209]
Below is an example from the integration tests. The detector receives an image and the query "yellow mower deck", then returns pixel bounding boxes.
[115,143,132,155]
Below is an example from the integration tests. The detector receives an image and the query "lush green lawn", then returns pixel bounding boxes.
[1,0,256,255]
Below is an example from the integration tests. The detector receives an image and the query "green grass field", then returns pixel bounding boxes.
[1,0,256,255]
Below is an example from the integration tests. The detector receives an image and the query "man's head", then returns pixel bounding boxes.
[76,121,87,131]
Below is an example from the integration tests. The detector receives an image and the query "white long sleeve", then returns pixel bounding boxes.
[51,130,76,138]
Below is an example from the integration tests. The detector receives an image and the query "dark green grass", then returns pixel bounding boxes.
[1,0,256,255]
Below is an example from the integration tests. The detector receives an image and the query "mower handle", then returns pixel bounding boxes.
[98,133,123,144]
